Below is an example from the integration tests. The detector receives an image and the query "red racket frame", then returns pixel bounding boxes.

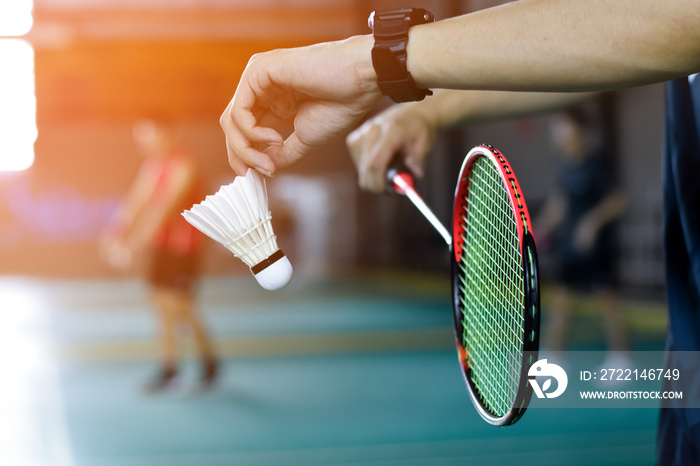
[451,144,540,426]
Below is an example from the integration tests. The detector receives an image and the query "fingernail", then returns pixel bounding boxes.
[256,167,273,178]
[267,141,283,147]
[407,163,424,178]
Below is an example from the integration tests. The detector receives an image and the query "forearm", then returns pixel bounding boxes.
[127,207,168,248]
[106,204,139,240]
[347,88,594,192]
[586,191,626,227]
[421,89,595,128]
[408,0,700,92]
[127,197,184,248]
[108,165,154,238]
[535,195,566,233]
[222,0,700,179]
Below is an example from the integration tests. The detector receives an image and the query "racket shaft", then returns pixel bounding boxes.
[393,174,452,246]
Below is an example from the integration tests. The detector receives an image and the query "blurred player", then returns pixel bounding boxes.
[536,105,629,364]
[101,118,219,391]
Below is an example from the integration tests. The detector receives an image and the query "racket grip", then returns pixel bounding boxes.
[386,168,415,196]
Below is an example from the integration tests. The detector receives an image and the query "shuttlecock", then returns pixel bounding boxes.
[182,169,293,290]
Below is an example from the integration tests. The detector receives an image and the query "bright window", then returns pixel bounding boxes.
[0,0,33,36]
[0,40,36,171]
[0,0,35,171]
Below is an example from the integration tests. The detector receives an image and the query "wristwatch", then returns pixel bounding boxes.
[368,8,434,103]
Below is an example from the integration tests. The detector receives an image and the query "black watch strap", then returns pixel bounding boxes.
[368,8,434,103]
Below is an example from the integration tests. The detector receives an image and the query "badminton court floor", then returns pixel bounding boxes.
[0,273,666,465]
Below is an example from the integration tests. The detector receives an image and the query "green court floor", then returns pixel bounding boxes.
[0,273,666,465]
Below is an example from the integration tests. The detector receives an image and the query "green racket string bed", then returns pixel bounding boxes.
[388,144,539,426]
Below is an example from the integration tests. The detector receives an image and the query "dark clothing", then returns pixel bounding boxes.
[144,152,204,295]
[146,153,204,255]
[658,406,700,465]
[662,76,700,352]
[555,149,617,290]
[148,248,200,294]
[657,74,700,465]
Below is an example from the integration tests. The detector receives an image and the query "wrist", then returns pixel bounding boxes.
[349,34,380,96]
[407,100,440,134]
[404,89,462,131]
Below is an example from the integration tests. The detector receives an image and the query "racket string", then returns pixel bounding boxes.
[459,220,522,308]
[465,179,521,413]
[457,156,525,417]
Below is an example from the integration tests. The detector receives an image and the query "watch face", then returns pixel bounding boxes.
[369,8,434,103]
[368,8,434,32]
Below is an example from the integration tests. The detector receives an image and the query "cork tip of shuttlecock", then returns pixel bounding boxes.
[251,250,293,290]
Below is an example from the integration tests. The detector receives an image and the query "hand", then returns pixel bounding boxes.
[346,103,438,193]
[99,233,133,272]
[220,35,382,177]
[573,215,599,254]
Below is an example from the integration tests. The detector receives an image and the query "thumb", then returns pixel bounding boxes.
[403,133,430,179]
[264,131,311,171]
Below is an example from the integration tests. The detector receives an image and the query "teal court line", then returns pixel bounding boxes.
[56,328,455,362]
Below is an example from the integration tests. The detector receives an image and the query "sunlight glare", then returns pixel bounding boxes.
[0,0,33,36]
[0,39,36,171]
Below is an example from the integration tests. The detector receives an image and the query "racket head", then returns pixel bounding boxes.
[451,145,540,426]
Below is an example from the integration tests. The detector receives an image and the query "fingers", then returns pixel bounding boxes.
[221,95,294,176]
[220,57,288,176]
[221,38,381,179]
[347,119,411,193]
[263,131,312,170]
[403,131,429,179]
[268,92,299,120]
[222,120,276,177]
[225,89,284,148]
[347,121,391,193]
[347,105,438,193]
[360,124,397,193]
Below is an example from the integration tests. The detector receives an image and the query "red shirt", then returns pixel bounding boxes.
[148,151,204,255]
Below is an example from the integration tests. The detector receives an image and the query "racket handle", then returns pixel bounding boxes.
[386,168,415,195]
[386,167,452,246]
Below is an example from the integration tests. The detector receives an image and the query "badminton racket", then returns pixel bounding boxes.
[387,144,540,426]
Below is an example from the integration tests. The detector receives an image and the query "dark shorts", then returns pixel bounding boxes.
[556,224,616,291]
[147,248,200,294]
